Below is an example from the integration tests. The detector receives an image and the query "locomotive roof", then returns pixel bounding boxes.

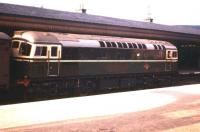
[0,32,10,40]
[0,3,200,36]
[13,31,60,44]
[13,31,176,50]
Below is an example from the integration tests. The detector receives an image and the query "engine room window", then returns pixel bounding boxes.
[51,47,58,57]
[111,42,117,47]
[19,42,32,56]
[117,42,123,48]
[158,45,162,50]
[128,43,133,48]
[12,41,20,48]
[122,43,128,48]
[99,41,105,47]
[162,45,166,50]
[106,42,112,47]
[153,45,158,50]
[138,44,142,49]
[35,46,47,56]
[142,44,147,49]
[132,43,137,48]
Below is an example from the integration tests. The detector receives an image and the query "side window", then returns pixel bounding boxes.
[51,47,58,57]
[35,46,47,56]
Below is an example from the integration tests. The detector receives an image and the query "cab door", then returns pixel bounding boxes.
[47,45,61,76]
[165,50,172,71]
[165,50,178,71]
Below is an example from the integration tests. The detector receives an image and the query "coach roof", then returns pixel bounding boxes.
[0,32,10,40]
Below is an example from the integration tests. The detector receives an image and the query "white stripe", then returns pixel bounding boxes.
[58,60,177,63]
[14,59,178,63]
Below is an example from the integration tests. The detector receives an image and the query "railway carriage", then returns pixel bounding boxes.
[11,31,178,96]
[0,32,10,90]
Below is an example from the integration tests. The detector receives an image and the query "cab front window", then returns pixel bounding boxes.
[12,41,20,48]
[19,42,32,56]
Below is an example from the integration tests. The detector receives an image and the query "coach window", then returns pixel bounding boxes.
[51,47,58,57]
[35,46,47,56]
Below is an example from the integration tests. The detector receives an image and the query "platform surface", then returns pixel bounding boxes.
[1,84,200,131]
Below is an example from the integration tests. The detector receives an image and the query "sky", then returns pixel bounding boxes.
[0,0,199,25]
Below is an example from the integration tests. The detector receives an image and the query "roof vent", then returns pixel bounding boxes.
[81,8,87,14]
[145,2,153,23]
[145,17,153,23]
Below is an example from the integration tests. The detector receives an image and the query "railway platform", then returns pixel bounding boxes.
[0,84,200,132]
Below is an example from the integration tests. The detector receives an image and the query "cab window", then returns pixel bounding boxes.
[12,41,20,48]
[19,42,32,56]
[35,46,47,56]
[172,51,178,58]
[51,47,58,57]
[167,50,178,59]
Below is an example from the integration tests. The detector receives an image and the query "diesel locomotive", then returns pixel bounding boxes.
[0,31,178,97]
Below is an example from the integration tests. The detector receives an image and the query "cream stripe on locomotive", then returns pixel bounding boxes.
[14,58,178,63]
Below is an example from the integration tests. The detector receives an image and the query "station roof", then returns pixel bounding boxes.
[0,3,200,42]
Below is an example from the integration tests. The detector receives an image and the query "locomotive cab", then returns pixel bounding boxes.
[11,38,61,60]
[11,40,32,58]
[11,31,62,88]
[166,50,178,60]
